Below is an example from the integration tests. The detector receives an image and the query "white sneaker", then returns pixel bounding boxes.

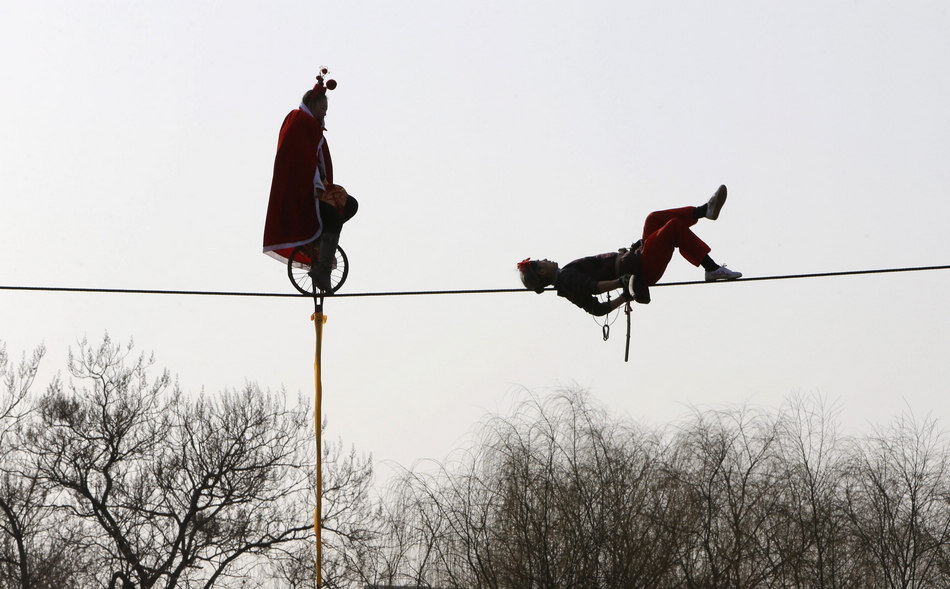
[706,185,727,220]
[705,265,742,282]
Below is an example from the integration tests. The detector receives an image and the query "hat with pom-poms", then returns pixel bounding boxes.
[311,67,338,96]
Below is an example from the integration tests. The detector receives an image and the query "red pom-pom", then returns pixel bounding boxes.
[326,79,337,90]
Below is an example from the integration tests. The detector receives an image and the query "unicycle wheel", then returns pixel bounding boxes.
[287,243,349,295]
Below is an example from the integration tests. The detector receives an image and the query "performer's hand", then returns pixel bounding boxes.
[619,274,634,301]
[313,179,327,196]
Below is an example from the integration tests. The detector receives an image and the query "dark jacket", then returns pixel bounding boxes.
[555,240,650,316]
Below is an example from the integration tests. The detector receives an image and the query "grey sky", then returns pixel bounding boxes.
[2,1,948,473]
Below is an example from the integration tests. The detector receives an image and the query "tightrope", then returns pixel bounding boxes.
[0,264,947,299]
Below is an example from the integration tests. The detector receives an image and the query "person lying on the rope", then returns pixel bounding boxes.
[262,69,359,291]
[517,185,741,316]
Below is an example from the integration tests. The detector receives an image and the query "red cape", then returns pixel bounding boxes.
[262,108,334,263]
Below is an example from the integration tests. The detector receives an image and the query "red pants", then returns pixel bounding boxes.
[639,207,710,285]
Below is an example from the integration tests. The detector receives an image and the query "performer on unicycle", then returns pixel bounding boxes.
[263,69,358,291]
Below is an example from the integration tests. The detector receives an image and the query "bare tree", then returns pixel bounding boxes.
[844,410,950,589]
[0,343,40,454]
[380,390,683,589]
[774,393,869,589]
[0,342,41,588]
[271,428,380,589]
[341,389,950,589]
[25,335,315,588]
[1,342,92,588]
[18,334,950,589]
[664,406,789,588]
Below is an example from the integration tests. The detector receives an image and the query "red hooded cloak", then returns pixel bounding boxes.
[262,107,334,263]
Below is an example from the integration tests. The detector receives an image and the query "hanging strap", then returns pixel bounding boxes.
[624,302,632,363]
[614,247,628,276]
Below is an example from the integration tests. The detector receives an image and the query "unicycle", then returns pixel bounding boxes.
[287,242,349,295]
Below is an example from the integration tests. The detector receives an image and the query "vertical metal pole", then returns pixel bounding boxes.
[312,295,325,589]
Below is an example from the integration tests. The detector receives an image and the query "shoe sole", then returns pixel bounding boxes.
[707,185,727,220]
[705,273,742,282]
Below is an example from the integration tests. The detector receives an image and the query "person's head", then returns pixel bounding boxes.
[517,258,559,293]
[306,92,329,118]
[302,68,337,117]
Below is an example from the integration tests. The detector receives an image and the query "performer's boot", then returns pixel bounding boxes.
[314,232,340,291]
[705,185,727,220]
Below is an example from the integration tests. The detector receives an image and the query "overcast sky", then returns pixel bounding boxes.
[2,1,948,477]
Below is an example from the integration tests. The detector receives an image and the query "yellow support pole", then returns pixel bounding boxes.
[311,310,327,589]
